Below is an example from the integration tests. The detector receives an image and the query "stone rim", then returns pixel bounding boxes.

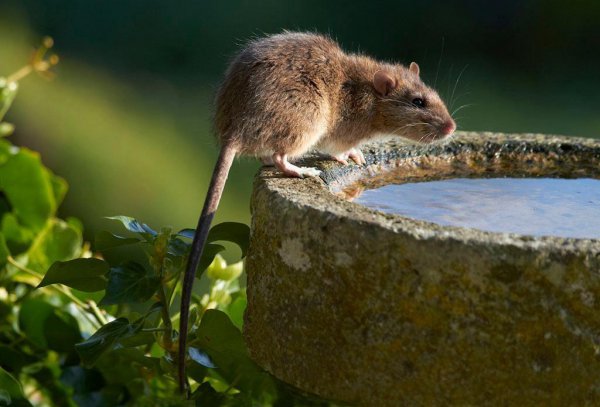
[259,131,600,254]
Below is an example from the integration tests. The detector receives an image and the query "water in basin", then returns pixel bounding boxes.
[354,178,600,239]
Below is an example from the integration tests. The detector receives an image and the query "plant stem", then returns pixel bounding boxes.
[6,65,32,84]
[87,300,108,325]
[141,327,169,333]
[157,282,173,340]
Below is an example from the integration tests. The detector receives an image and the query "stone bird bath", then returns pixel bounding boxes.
[243,132,600,405]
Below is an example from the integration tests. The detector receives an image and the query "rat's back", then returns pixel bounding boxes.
[214,32,345,157]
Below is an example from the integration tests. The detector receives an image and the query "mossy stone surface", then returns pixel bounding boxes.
[244,132,600,405]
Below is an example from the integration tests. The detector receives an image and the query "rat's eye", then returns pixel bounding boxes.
[412,98,426,108]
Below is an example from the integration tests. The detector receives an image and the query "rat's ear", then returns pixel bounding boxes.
[373,70,397,96]
[409,62,420,76]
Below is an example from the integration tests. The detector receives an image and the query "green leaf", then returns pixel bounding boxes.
[180,222,250,257]
[0,233,9,268]
[25,218,83,273]
[198,243,226,279]
[0,79,18,121]
[99,261,160,305]
[0,122,14,137]
[44,308,82,352]
[0,146,57,232]
[208,222,250,257]
[59,366,104,396]
[0,366,31,407]
[18,299,81,353]
[167,236,189,256]
[117,313,158,347]
[226,295,247,330]
[189,347,216,368]
[0,345,36,373]
[19,298,54,348]
[66,217,84,234]
[106,216,157,236]
[177,228,195,239]
[192,382,227,406]
[75,318,131,367]
[0,139,11,165]
[95,230,140,251]
[194,310,276,397]
[1,213,34,255]
[38,258,109,292]
[48,172,68,208]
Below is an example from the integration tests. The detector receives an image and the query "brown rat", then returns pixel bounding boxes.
[178,31,455,392]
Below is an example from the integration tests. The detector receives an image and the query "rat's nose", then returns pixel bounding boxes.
[441,120,456,136]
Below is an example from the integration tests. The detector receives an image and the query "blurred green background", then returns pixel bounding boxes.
[1,0,599,242]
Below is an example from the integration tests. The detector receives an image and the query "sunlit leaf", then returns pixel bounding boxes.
[0,79,18,121]
[207,257,243,282]
[197,243,226,279]
[99,261,160,305]
[189,347,217,368]
[25,218,83,273]
[66,217,83,234]
[177,228,195,239]
[0,122,14,137]
[226,295,247,330]
[48,172,68,209]
[38,258,108,292]
[0,146,56,232]
[106,216,157,236]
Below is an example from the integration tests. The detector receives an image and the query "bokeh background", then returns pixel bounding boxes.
[1,0,599,242]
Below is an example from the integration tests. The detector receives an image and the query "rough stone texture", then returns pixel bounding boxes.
[244,132,600,406]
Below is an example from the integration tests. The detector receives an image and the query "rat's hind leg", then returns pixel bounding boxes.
[272,153,321,178]
[260,156,274,166]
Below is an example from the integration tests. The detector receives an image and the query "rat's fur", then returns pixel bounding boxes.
[215,31,454,159]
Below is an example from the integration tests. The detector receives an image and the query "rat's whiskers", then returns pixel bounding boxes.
[450,64,469,110]
[451,103,474,117]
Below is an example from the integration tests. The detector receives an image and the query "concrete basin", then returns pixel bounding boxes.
[244,132,600,405]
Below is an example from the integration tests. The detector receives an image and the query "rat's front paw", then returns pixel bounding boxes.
[347,148,366,165]
[332,152,349,165]
[332,148,366,166]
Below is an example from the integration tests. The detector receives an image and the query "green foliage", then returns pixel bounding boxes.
[38,258,108,292]
[0,367,31,407]
[99,261,160,305]
[0,69,327,405]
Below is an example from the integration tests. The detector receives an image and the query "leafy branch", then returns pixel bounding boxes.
[0,38,327,406]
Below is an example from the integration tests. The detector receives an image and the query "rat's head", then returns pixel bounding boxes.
[372,62,455,143]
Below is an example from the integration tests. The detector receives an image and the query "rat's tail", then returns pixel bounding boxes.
[178,143,237,393]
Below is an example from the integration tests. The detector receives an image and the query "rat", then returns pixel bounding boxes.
[178,31,456,392]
